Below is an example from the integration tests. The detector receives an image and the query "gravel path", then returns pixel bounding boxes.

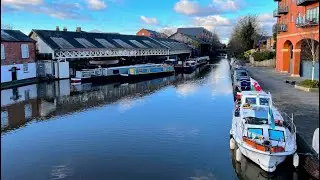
[246,65,319,151]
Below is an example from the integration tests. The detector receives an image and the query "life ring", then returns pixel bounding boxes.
[242,103,251,109]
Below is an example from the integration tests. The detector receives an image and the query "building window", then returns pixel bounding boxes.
[306,7,319,23]
[1,44,5,60]
[23,63,28,73]
[21,44,29,59]
[141,32,145,35]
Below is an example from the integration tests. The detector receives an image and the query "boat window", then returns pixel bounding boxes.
[268,129,285,142]
[259,98,269,106]
[248,128,263,139]
[245,97,257,105]
[113,70,119,74]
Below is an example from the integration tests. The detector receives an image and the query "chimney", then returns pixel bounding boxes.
[76,27,81,32]
[56,26,60,31]
[63,27,67,31]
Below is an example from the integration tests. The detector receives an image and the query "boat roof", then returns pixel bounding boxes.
[165,59,176,62]
[186,60,196,63]
[241,91,269,97]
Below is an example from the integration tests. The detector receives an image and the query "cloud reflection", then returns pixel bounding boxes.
[117,97,145,113]
[176,82,198,97]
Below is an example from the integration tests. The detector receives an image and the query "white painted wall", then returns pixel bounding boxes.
[1,63,37,83]
[54,61,70,79]
[37,36,54,54]
[1,84,38,107]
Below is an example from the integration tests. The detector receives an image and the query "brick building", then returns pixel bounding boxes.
[273,0,319,78]
[1,29,37,83]
[136,28,168,38]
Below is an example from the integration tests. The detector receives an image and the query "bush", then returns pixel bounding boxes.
[252,51,276,61]
[298,80,319,88]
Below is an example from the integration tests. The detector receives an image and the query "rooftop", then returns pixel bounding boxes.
[1,29,33,42]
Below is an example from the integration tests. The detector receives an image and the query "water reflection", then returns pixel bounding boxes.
[1,65,211,134]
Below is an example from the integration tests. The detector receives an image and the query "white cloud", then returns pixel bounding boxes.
[174,0,243,16]
[258,13,276,35]
[1,0,43,6]
[140,16,158,25]
[212,0,238,11]
[86,0,107,10]
[193,15,231,30]
[174,0,201,15]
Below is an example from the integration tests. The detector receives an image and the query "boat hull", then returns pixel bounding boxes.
[237,143,287,172]
[73,71,174,84]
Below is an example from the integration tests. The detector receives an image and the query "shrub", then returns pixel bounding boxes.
[298,80,319,88]
[252,51,276,61]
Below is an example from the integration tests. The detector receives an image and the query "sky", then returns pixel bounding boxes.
[1,0,277,44]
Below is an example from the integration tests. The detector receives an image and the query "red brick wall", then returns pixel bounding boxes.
[1,42,36,66]
[136,29,151,37]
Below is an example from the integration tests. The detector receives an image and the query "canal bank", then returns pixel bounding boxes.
[245,65,319,178]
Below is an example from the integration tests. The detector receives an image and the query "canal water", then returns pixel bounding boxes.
[1,59,309,180]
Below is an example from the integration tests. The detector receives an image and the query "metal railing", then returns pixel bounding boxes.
[297,0,318,6]
[296,16,319,27]
[276,24,288,32]
[278,5,289,14]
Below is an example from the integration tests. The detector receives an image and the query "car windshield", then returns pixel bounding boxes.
[259,98,269,106]
[245,97,257,105]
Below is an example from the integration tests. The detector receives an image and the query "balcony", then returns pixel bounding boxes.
[273,10,280,17]
[296,16,319,27]
[278,6,289,14]
[296,0,318,6]
[276,24,288,32]
[273,6,288,17]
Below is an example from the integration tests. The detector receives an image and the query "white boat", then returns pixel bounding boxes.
[195,56,209,67]
[230,91,298,172]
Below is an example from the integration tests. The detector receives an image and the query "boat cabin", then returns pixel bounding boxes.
[185,61,196,67]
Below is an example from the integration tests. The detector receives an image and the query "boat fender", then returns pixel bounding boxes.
[230,138,236,150]
[293,153,299,168]
[236,148,242,162]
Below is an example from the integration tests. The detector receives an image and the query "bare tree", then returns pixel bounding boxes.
[297,30,319,81]
[160,28,176,37]
[1,24,13,30]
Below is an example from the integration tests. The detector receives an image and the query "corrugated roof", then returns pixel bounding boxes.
[31,29,189,51]
[31,30,168,50]
[177,27,207,37]
[1,29,33,42]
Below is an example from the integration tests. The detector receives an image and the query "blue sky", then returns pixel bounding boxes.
[1,0,277,43]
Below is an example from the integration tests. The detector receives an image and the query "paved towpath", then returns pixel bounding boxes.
[246,65,319,152]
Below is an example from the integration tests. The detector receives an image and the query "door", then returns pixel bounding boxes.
[11,67,17,81]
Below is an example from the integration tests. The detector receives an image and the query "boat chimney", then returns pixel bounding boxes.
[63,27,67,31]
[76,27,81,32]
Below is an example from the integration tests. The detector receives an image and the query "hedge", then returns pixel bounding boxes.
[252,51,276,61]
[298,80,319,88]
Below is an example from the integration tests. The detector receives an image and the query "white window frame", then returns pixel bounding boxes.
[1,44,5,60]
[21,44,29,59]
[23,63,28,73]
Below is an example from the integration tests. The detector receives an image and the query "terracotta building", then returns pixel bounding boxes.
[273,0,319,77]
[136,28,168,38]
[1,29,37,83]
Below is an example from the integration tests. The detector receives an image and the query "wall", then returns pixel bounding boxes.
[37,36,54,54]
[1,63,37,83]
[300,60,319,80]
[249,55,276,67]
[1,42,36,65]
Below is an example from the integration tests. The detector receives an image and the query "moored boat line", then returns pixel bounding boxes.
[229,59,299,173]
